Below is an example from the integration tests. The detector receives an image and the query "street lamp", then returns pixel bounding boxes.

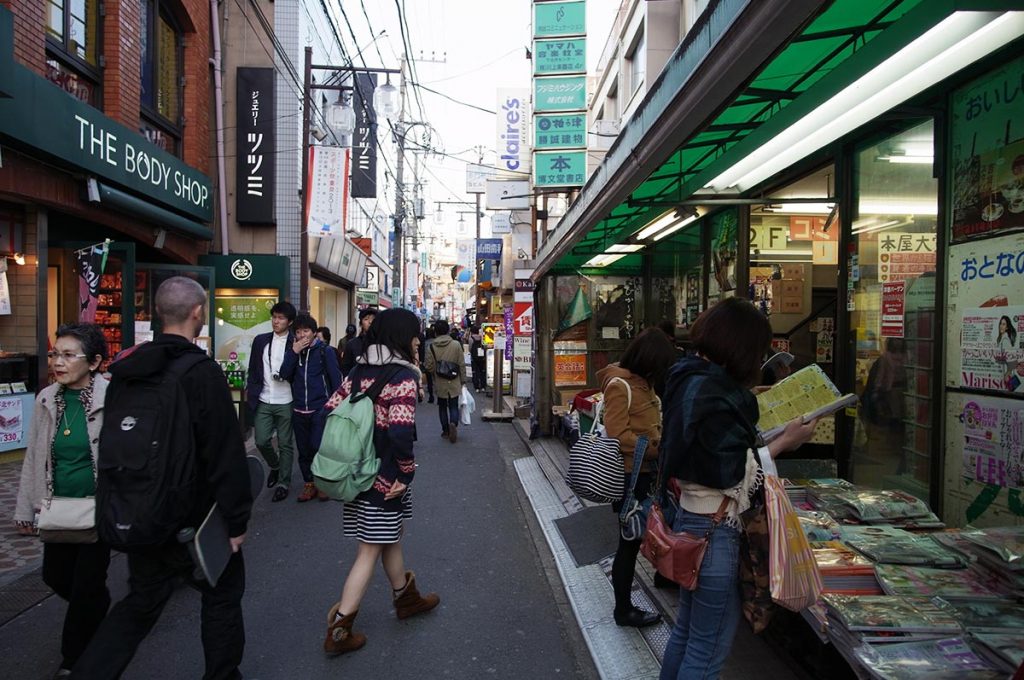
[299,46,400,310]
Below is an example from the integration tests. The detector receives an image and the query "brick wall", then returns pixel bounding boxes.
[2,0,45,76]
[103,0,142,131]
[0,206,38,354]
[182,0,211,175]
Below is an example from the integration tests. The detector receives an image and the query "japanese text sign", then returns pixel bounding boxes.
[533,38,586,75]
[877,232,936,283]
[534,1,586,38]
[534,76,587,112]
[534,113,587,150]
[236,67,275,223]
[534,150,586,188]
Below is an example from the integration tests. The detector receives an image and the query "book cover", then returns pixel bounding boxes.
[843,526,966,568]
[961,527,1024,566]
[823,594,962,633]
[940,598,1024,632]
[756,364,857,441]
[874,565,1002,599]
[810,487,932,522]
[853,637,1004,680]
[971,633,1024,671]
[812,541,876,573]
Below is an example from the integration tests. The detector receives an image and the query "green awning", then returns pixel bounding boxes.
[551,0,1019,276]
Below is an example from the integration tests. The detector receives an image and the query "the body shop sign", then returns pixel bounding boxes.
[0,65,213,221]
[496,89,531,176]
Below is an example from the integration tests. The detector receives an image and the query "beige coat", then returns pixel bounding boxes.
[14,377,108,524]
[424,335,466,399]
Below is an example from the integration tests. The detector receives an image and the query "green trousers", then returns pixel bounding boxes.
[253,401,295,488]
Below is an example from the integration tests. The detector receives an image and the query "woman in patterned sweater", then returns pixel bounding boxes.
[321,308,440,657]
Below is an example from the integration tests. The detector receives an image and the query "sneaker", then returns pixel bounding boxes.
[272,486,289,502]
[297,482,317,502]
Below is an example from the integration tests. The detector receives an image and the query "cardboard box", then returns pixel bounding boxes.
[780,297,805,314]
[781,280,804,298]
[782,263,806,280]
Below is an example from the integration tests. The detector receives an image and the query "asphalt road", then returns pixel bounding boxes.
[0,406,595,680]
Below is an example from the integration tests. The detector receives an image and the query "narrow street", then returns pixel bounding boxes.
[0,409,595,680]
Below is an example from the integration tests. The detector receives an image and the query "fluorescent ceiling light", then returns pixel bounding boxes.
[635,211,681,240]
[859,200,937,215]
[877,155,934,164]
[652,214,700,241]
[703,11,1024,193]
[606,243,645,253]
[758,202,834,214]
[583,252,628,267]
[753,249,814,257]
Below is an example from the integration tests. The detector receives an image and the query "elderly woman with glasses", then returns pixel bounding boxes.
[14,323,111,679]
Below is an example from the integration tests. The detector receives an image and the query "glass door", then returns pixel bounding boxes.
[135,264,216,352]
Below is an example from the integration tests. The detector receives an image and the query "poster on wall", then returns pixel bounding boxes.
[214,296,276,368]
[877,232,937,283]
[881,281,906,338]
[0,396,24,446]
[951,54,1024,242]
[959,395,1024,490]
[513,336,532,370]
[554,353,587,386]
[306,146,349,238]
[0,270,10,315]
[958,306,1024,392]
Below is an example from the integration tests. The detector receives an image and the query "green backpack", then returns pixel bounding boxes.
[312,366,400,501]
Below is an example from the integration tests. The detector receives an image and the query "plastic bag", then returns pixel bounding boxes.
[458,385,475,425]
[765,475,823,611]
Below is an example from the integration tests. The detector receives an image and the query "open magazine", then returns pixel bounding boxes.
[756,364,857,441]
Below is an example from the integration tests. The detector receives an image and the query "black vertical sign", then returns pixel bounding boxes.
[236,67,275,224]
[351,72,377,198]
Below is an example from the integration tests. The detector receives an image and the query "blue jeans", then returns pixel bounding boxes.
[438,396,460,434]
[659,509,741,680]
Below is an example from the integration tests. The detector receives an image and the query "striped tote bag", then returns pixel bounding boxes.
[565,397,627,503]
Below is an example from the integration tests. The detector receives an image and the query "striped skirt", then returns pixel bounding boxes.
[342,488,413,543]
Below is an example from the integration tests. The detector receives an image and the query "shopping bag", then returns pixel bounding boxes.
[765,474,822,611]
[459,385,476,425]
[565,402,625,503]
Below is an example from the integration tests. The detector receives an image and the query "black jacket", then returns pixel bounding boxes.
[113,334,252,537]
[339,334,367,377]
[246,330,294,411]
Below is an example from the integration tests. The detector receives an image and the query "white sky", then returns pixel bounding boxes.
[341,0,620,242]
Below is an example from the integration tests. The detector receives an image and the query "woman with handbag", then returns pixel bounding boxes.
[14,324,110,678]
[597,328,677,628]
[320,308,440,657]
[658,299,817,680]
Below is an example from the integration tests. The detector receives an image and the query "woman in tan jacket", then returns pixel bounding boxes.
[596,327,679,628]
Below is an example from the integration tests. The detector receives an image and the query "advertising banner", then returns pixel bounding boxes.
[534,150,586,187]
[477,238,503,260]
[513,301,534,336]
[951,55,1024,242]
[0,270,10,316]
[455,239,476,283]
[497,89,531,176]
[534,76,586,112]
[958,306,1024,392]
[0,396,24,446]
[880,281,906,338]
[236,67,275,223]
[75,241,108,323]
[490,213,512,235]
[214,296,276,366]
[534,1,586,37]
[554,353,587,386]
[351,73,377,198]
[306,146,349,238]
[513,336,532,370]
[504,305,514,360]
[533,38,586,75]
[958,395,1024,489]
[877,232,937,283]
[466,162,496,193]
[535,113,587,150]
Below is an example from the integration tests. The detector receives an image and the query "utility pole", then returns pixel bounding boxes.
[474,146,485,326]
[392,55,407,308]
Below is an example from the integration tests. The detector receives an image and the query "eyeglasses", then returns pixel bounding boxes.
[47,351,88,362]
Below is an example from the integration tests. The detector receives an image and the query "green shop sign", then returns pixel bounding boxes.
[533,38,586,75]
[535,113,587,150]
[534,76,587,112]
[0,56,213,222]
[534,150,586,188]
[534,1,585,38]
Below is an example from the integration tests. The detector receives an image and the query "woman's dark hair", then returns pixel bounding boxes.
[293,313,318,332]
[657,319,676,339]
[56,323,109,365]
[619,327,678,396]
[271,301,297,322]
[359,307,378,322]
[366,308,420,362]
[317,326,332,343]
[345,324,357,336]
[470,324,480,334]
[999,315,1018,346]
[690,298,772,387]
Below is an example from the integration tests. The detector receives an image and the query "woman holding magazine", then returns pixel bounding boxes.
[658,298,818,680]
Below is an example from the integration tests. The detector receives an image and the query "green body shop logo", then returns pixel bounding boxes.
[231,258,253,281]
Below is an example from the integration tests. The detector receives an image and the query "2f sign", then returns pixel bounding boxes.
[750,225,788,250]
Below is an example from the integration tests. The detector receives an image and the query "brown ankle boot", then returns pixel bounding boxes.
[323,603,367,656]
[393,571,440,620]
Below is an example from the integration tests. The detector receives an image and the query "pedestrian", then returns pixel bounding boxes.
[246,301,297,503]
[281,313,342,503]
[72,276,252,680]
[469,325,486,392]
[14,324,111,678]
[658,298,817,680]
[423,327,436,403]
[321,308,440,657]
[339,323,357,356]
[423,319,466,443]
[596,327,677,629]
[339,308,377,377]
[317,325,344,370]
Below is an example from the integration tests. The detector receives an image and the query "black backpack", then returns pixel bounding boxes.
[96,352,207,551]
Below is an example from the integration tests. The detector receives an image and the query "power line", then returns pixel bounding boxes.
[415,83,495,115]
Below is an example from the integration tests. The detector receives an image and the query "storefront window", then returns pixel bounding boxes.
[709,207,738,303]
[45,0,101,108]
[651,216,703,330]
[141,0,183,155]
[848,120,938,498]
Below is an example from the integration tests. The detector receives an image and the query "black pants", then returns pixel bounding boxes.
[72,543,245,680]
[42,541,111,671]
[472,357,487,390]
[437,396,460,434]
[611,471,652,614]
[425,372,435,401]
[292,409,326,484]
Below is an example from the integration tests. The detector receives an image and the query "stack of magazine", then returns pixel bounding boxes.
[843,525,968,568]
[797,509,845,542]
[940,598,1024,633]
[806,485,943,528]
[822,594,962,651]
[961,527,1024,599]
[874,564,1003,599]
[851,637,1006,680]
[970,633,1024,674]
[811,541,881,595]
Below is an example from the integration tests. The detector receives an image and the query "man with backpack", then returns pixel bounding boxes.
[75,276,252,680]
[246,300,297,503]
[280,312,341,502]
[423,319,466,443]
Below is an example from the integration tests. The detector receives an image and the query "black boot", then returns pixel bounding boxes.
[614,606,661,628]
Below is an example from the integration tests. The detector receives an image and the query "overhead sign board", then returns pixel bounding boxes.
[534,113,587,149]
[534,1,586,37]
[236,67,275,224]
[351,73,378,198]
[486,180,531,210]
[533,38,586,75]
[496,88,531,177]
[466,162,496,193]
[491,212,512,235]
[534,150,587,188]
[534,76,587,112]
